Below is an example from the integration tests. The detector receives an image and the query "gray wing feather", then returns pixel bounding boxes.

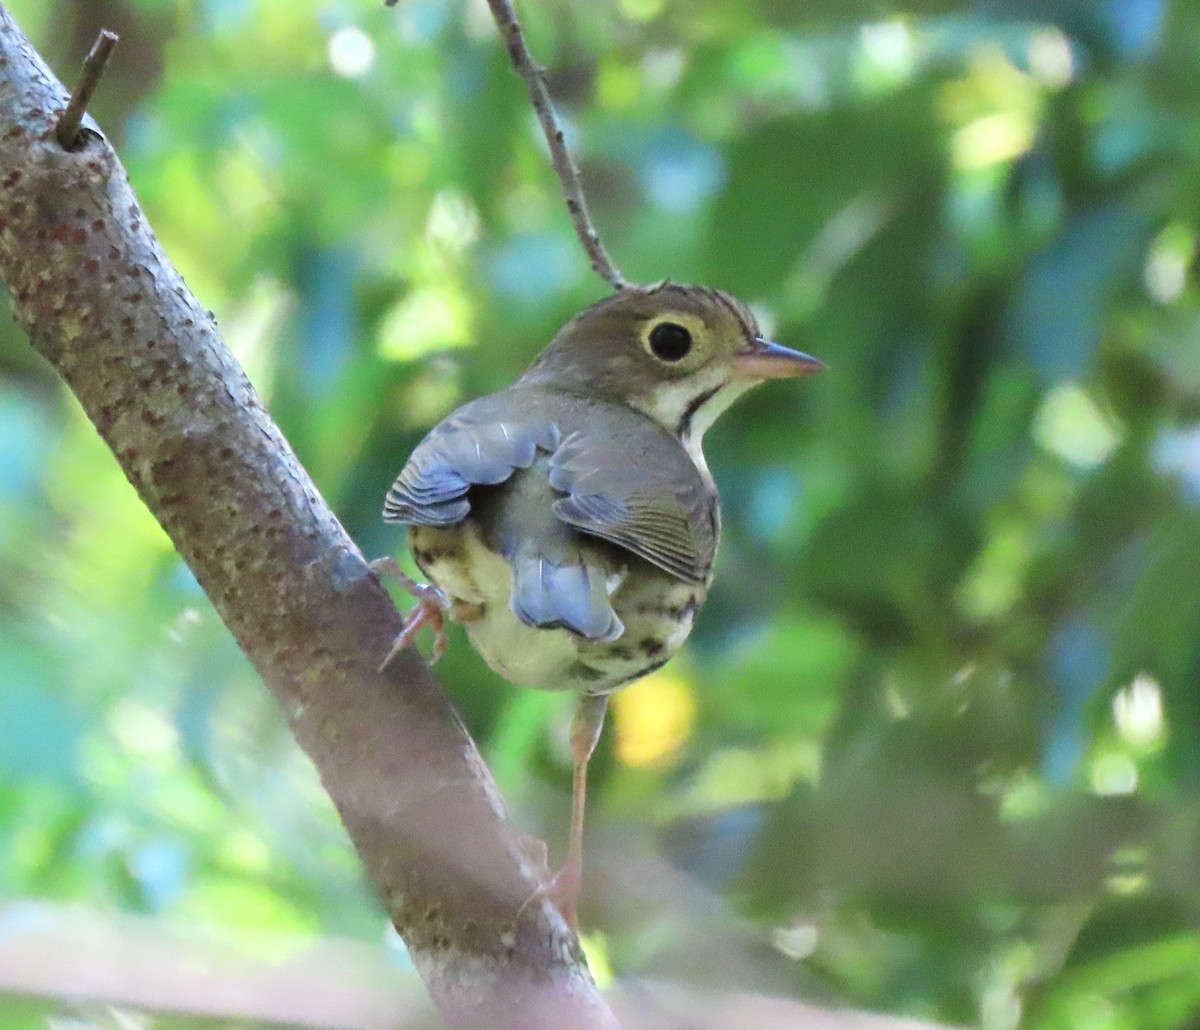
[548,431,716,584]
[383,395,712,637]
[383,415,560,526]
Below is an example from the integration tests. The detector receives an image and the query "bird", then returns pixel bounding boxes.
[378,281,823,928]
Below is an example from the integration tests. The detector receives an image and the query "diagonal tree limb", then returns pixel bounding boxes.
[0,8,616,1030]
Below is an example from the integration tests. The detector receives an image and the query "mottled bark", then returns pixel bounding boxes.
[0,8,615,1029]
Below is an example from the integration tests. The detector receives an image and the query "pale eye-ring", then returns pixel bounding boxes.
[648,321,693,362]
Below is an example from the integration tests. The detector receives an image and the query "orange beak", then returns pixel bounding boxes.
[731,338,826,379]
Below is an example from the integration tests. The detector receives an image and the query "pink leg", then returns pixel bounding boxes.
[546,693,608,931]
[370,557,450,670]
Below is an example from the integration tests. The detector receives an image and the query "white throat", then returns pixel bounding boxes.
[633,370,758,476]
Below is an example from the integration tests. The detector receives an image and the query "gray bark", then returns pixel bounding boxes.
[0,7,615,1029]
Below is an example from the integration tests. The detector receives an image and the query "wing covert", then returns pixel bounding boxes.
[383,413,560,526]
[548,430,717,584]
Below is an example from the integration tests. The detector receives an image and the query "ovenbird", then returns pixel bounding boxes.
[380,282,822,927]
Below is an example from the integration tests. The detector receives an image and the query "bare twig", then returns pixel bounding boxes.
[55,28,118,149]
[484,0,627,289]
[384,0,626,289]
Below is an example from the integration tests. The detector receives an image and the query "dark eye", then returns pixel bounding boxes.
[648,321,693,362]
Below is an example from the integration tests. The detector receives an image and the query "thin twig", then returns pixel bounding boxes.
[56,29,118,150]
[483,0,627,290]
[385,0,626,289]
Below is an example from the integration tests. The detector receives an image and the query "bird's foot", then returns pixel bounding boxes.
[370,557,451,669]
[542,861,582,933]
[516,853,582,933]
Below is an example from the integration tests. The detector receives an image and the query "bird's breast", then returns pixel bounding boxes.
[572,571,706,693]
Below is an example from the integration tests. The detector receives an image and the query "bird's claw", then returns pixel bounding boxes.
[516,852,582,932]
[371,557,451,670]
[543,862,582,932]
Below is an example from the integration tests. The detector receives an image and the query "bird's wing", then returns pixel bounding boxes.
[383,407,561,526]
[548,429,717,585]
[383,395,714,638]
[384,399,621,640]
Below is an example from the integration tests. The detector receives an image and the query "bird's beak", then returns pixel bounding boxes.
[731,337,826,379]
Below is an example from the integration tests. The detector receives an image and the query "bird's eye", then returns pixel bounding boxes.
[648,321,693,362]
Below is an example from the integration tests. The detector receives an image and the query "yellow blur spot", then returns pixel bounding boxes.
[617,0,665,22]
[597,61,642,111]
[942,48,1040,172]
[1034,384,1121,469]
[175,879,317,951]
[217,828,272,874]
[1091,752,1138,797]
[580,932,614,988]
[108,698,181,766]
[1144,221,1196,304]
[612,669,696,768]
[377,283,472,361]
[957,518,1033,623]
[953,110,1035,170]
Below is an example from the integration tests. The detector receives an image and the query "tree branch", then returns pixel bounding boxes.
[385,0,628,291]
[55,28,117,149]
[0,900,961,1030]
[0,7,615,1029]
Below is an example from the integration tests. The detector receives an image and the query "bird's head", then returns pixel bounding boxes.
[519,282,824,441]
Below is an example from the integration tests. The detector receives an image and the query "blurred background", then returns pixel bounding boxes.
[3,0,1200,1026]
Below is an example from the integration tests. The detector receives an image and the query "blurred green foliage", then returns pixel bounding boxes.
[4,0,1200,1026]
